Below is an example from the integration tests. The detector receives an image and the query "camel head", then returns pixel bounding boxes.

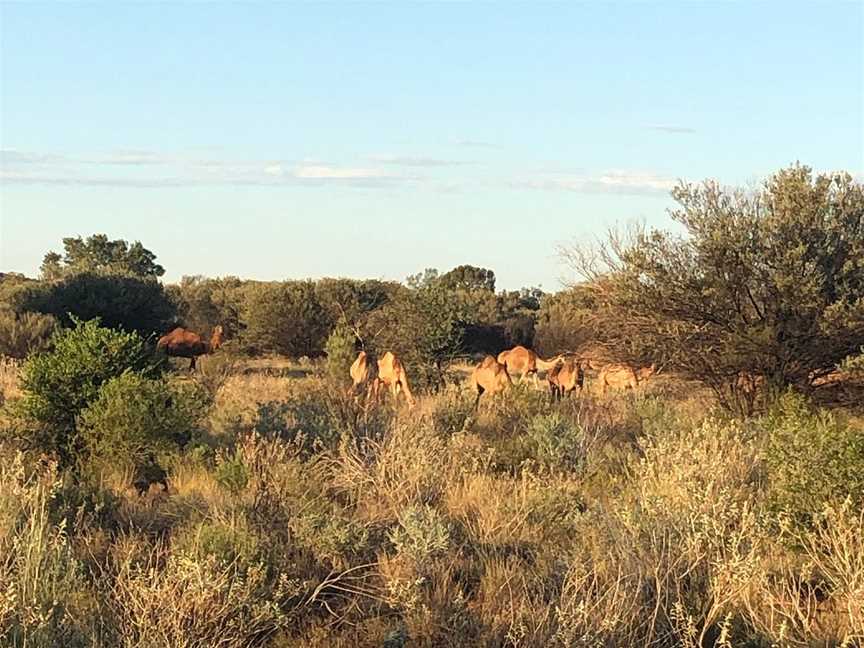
[210,325,224,351]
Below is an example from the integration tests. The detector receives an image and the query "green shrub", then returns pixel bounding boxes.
[214,448,250,495]
[763,392,864,530]
[78,373,207,472]
[13,319,163,466]
[523,412,587,473]
[0,307,57,359]
[324,323,358,386]
[15,272,176,337]
[290,507,370,570]
[173,517,261,567]
[389,505,450,566]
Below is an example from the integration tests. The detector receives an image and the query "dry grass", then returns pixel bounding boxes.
[1,358,863,647]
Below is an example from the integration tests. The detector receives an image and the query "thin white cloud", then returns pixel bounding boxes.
[647,125,697,134]
[454,138,499,149]
[371,155,469,167]
[513,170,680,195]
[81,150,170,165]
[293,164,400,180]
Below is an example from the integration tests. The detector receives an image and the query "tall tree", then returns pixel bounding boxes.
[564,164,864,413]
[41,234,165,280]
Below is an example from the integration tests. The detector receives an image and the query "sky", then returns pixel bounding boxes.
[1,1,862,291]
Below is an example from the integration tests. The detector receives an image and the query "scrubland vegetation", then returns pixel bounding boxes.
[1,165,863,647]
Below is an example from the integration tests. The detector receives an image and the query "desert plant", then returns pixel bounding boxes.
[763,392,864,531]
[324,323,358,386]
[0,307,57,359]
[389,505,450,566]
[564,165,864,414]
[12,318,164,467]
[78,373,207,473]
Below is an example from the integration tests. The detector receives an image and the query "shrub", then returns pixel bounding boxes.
[0,307,57,359]
[241,281,330,357]
[15,272,176,337]
[253,396,340,457]
[214,448,250,495]
[324,323,358,386]
[290,508,370,570]
[763,392,864,530]
[430,386,473,436]
[78,373,207,472]
[389,505,450,566]
[522,412,587,473]
[13,319,163,467]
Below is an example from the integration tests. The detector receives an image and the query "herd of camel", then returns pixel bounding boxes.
[350,346,657,409]
[155,325,657,409]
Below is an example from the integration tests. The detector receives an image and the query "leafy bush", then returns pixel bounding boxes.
[13,319,164,466]
[523,412,587,473]
[290,508,370,570]
[763,393,864,530]
[214,448,250,495]
[324,323,358,386]
[15,272,176,337]
[388,505,450,565]
[0,307,57,359]
[241,281,330,357]
[78,373,207,472]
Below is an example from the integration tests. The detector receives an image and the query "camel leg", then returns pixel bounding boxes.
[473,386,484,411]
[189,356,196,372]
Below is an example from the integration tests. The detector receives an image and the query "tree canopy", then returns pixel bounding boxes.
[41,234,165,280]
[565,164,864,413]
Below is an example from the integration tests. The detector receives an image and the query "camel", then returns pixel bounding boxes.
[470,355,512,409]
[548,358,584,401]
[496,346,563,385]
[597,362,656,394]
[349,350,381,403]
[351,351,415,407]
[157,325,223,371]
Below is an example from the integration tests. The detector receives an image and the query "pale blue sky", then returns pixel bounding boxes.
[1,1,862,290]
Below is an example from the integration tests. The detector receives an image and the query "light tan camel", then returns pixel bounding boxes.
[157,325,223,371]
[548,358,584,401]
[470,355,512,409]
[597,362,655,394]
[349,350,381,402]
[496,346,563,385]
[372,351,415,407]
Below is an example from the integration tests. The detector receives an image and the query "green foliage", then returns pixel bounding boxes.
[523,412,587,473]
[214,448,250,495]
[166,275,245,339]
[324,323,358,385]
[78,373,207,471]
[388,505,450,565]
[241,281,330,357]
[15,272,176,337]
[174,518,261,567]
[13,319,163,466]
[763,393,864,530]
[438,265,496,292]
[0,307,57,359]
[569,165,864,413]
[534,286,596,356]
[40,234,164,280]
[289,507,370,570]
[430,387,473,436]
[368,282,465,389]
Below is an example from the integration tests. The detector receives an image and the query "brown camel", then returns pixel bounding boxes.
[156,325,223,371]
[548,358,584,401]
[373,351,415,407]
[496,346,563,385]
[470,355,512,409]
[349,350,381,403]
